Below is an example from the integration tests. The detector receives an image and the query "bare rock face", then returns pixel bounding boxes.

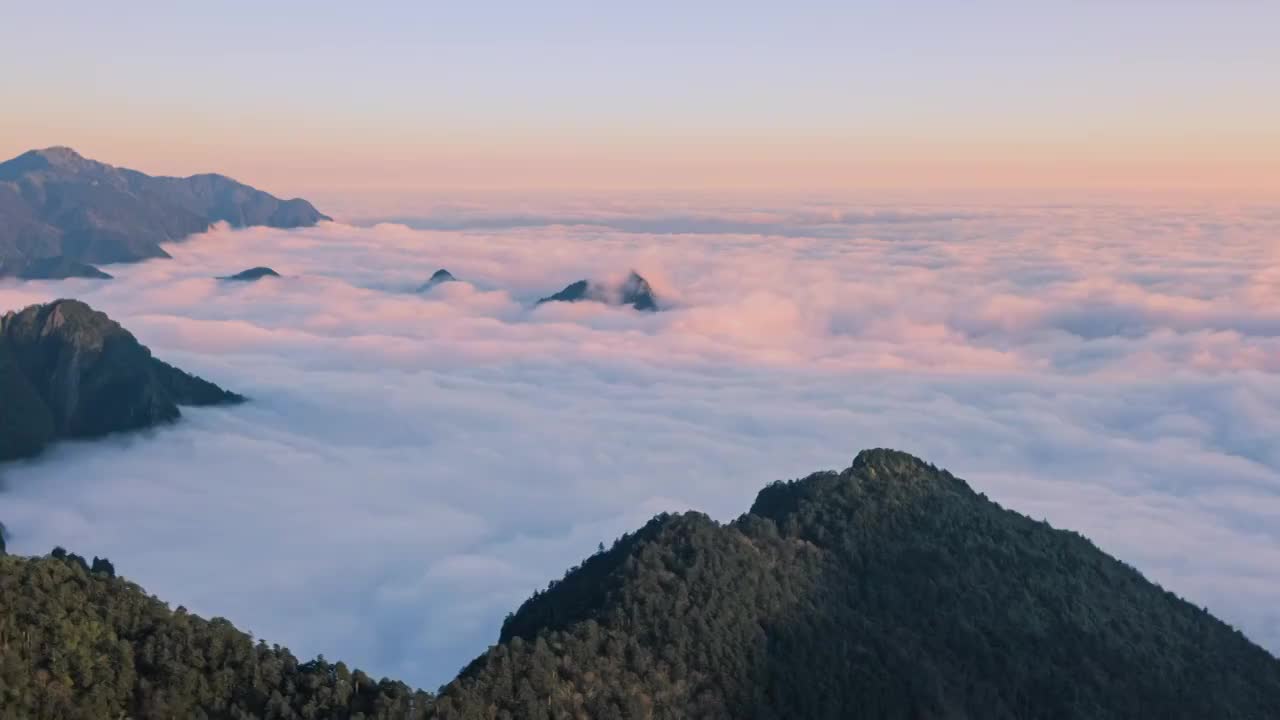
[0,299,243,461]
[0,146,329,266]
[618,271,658,311]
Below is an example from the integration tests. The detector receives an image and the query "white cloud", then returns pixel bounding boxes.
[0,200,1278,687]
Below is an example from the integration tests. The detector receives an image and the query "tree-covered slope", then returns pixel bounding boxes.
[0,551,431,719]
[437,449,1280,719]
[2,450,1278,719]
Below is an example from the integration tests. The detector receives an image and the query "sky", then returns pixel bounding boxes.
[2,203,1279,688]
[1,1,1277,199]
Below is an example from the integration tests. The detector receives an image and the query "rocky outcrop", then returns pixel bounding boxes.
[0,299,243,461]
[537,270,658,311]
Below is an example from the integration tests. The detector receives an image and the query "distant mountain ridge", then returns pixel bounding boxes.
[0,299,243,461]
[0,147,329,267]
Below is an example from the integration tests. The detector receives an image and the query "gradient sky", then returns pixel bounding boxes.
[2,1,1277,198]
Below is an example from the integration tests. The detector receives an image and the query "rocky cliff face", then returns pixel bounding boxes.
[0,299,243,461]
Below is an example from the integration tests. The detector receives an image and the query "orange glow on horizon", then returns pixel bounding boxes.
[1,118,1275,204]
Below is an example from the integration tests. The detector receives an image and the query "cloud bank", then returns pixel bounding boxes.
[1,200,1278,688]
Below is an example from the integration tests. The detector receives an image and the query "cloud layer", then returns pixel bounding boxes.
[1,200,1278,688]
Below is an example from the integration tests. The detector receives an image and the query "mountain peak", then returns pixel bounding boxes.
[620,270,657,311]
[32,146,87,163]
[536,271,659,311]
[849,447,938,477]
[1,298,122,350]
[747,448,967,525]
[445,448,1280,718]
[418,268,458,292]
[0,146,99,180]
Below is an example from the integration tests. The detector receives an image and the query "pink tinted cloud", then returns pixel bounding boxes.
[2,200,1278,689]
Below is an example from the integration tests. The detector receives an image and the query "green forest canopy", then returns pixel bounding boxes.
[2,449,1278,719]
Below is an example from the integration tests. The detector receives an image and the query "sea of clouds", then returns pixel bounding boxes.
[1,199,1278,688]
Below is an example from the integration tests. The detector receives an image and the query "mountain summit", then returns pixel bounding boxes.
[219,266,281,282]
[418,268,457,292]
[0,147,329,267]
[442,448,1280,717]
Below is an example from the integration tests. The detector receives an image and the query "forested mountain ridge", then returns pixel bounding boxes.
[0,299,243,461]
[0,551,431,719]
[2,450,1278,719]
[439,449,1280,718]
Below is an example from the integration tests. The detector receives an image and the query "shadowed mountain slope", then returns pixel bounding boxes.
[0,299,243,461]
[0,255,112,279]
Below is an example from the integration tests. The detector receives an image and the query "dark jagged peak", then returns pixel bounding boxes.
[0,255,112,280]
[218,266,280,282]
[538,279,592,304]
[536,270,659,311]
[618,270,657,311]
[417,268,457,292]
[0,146,328,266]
[0,299,242,462]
